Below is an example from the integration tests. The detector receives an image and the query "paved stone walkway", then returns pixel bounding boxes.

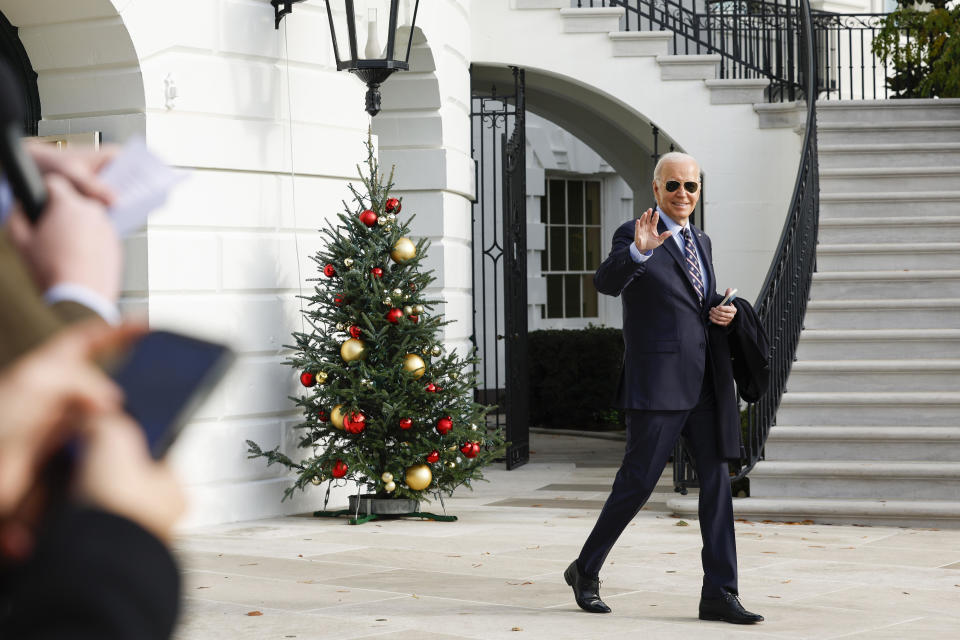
[173,432,960,639]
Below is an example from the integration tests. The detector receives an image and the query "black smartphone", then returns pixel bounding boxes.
[109,330,234,458]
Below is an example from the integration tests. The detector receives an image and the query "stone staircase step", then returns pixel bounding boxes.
[818,121,960,144]
[657,54,720,81]
[788,359,960,393]
[819,216,960,243]
[815,98,960,124]
[765,426,960,461]
[747,460,960,501]
[797,328,960,360]
[820,191,960,217]
[514,0,568,9]
[820,167,960,193]
[777,391,960,426]
[609,30,672,57]
[816,242,960,271]
[668,495,960,527]
[805,298,960,329]
[819,142,960,169]
[810,270,960,299]
[559,7,624,33]
[755,101,807,129]
[704,78,769,105]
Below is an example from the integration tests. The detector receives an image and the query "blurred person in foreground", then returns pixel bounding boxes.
[0,320,184,639]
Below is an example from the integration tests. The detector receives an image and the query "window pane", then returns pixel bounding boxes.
[585,227,602,270]
[546,274,563,318]
[564,274,581,318]
[541,236,548,271]
[585,181,601,224]
[549,226,565,271]
[568,181,584,225]
[540,190,547,224]
[582,274,598,317]
[568,227,584,271]
[549,180,565,224]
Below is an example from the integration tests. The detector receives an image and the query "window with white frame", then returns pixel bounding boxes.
[541,177,603,320]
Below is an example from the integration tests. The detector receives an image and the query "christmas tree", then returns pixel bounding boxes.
[248,137,504,511]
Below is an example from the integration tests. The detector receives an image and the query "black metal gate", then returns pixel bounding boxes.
[470,66,529,470]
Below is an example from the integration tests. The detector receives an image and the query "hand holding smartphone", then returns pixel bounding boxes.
[720,288,738,306]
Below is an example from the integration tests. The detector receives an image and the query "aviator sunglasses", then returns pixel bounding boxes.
[664,180,700,194]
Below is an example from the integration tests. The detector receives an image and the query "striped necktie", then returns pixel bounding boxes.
[681,227,705,303]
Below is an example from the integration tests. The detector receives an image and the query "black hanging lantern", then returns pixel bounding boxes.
[325,1,420,116]
[273,1,420,117]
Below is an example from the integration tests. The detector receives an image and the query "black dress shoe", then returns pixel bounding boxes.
[563,560,611,613]
[699,591,764,624]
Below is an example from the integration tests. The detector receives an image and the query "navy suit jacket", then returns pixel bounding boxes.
[595,217,724,412]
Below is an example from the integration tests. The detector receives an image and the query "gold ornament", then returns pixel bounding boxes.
[422,346,430,355]
[378,215,387,225]
[391,237,417,263]
[310,476,322,485]
[381,472,394,483]
[383,297,393,306]
[392,288,402,297]
[331,404,346,430]
[336,323,345,331]
[431,345,442,356]
[387,213,397,222]
[402,353,426,379]
[414,304,424,314]
[403,306,413,315]
[340,338,368,362]
[384,481,396,492]
[471,424,479,431]
[384,224,393,232]
[316,371,329,384]
[405,464,433,491]
[451,372,460,380]
[445,461,456,469]
[344,258,354,267]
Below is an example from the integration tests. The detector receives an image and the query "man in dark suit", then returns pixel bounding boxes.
[564,152,763,625]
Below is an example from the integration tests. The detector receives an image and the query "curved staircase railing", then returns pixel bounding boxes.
[672,0,820,492]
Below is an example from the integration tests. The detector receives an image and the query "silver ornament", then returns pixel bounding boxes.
[392,288,402,297]
[384,297,393,306]
[387,213,397,222]
[431,346,442,356]
[336,323,345,331]
[344,258,354,267]
[451,372,460,380]
[403,306,413,315]
[471,424,479,431]
[378,215,387,225]
[414,305,424,314]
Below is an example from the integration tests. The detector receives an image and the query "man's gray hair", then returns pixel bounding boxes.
[653,152,699,183]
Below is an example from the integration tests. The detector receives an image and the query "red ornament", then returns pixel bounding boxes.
[317,410,329,422]
[371,267,384,278]
[408,315,419,324]
[460,442,476,458]
[323,264,336,278]
[344,411,367,434]
[385,198,401,214]
[359,209,378,227]
[426,450,439,464]
[349,325,362,338]
[386,308,403,324]
[334,294,346,306]
[300,371,316,387]
[436,416,453,435]
[425,383,437,393]
[399,418,413,430]
[331,459,348,478]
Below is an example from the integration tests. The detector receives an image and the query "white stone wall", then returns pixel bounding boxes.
[1,0,476,527]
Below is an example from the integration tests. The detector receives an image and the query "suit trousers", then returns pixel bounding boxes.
[576,370,738,598]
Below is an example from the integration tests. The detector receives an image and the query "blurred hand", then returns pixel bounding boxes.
[26,141,119,207]
[709,288,738,327]
[6,173,123,302]
[0,320,145,516]
[75,413,185,544]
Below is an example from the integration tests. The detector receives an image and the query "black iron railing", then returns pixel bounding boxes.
[574,0,894,102]
[673,0,819,493]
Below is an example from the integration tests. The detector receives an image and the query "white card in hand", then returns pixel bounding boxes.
[99,137,186,236]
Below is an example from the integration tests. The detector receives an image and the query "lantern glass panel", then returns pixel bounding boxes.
[326,0,416,67]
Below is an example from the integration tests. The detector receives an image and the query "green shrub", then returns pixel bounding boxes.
[872,1,960,98]
[528,327,625,430]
